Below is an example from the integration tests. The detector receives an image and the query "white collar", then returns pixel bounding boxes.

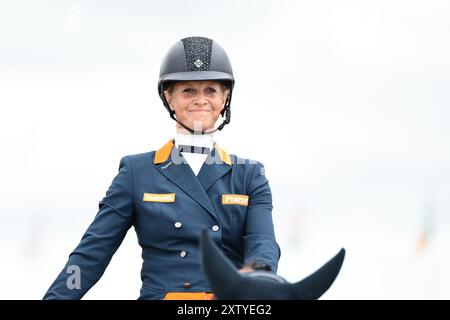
[174,132,214,150]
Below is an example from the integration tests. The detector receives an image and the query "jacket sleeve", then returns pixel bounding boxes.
[243,161,281,273]
[43,156,135,299]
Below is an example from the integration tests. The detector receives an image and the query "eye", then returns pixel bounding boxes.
[205,87,217,94]
[182,88,195,94]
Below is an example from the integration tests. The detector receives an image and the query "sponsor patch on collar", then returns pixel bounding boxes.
[143,193,176,203]
[222,194,249,206]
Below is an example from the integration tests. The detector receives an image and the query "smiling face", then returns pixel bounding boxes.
[164,80,229,133]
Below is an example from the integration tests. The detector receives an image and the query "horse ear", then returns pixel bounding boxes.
[200,229,242,299]
[291,249,346,300]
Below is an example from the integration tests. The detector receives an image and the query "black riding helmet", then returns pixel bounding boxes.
[158,36,235,134]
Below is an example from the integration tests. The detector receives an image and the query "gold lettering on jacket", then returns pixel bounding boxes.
[222,194,249,206]
[143,193,176,203]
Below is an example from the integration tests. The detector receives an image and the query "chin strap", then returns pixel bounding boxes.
[168,106,230,135]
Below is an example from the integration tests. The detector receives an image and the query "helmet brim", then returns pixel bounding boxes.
[160,71,234,86]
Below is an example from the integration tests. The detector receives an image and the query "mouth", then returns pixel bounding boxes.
[188,109,212,114]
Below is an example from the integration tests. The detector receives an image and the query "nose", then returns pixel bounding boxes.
[193,94,208,105]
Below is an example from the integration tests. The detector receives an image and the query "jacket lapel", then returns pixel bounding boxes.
[197,143,232,192]
[153,140,218,219]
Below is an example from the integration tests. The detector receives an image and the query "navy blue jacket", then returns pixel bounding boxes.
[44,140,280,299]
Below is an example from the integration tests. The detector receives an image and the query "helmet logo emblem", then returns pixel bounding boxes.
[194,59,204,68]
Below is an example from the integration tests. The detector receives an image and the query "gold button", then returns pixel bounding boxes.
[183,282,191,289]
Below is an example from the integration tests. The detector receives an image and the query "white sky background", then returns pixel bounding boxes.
[1,0,449,299]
